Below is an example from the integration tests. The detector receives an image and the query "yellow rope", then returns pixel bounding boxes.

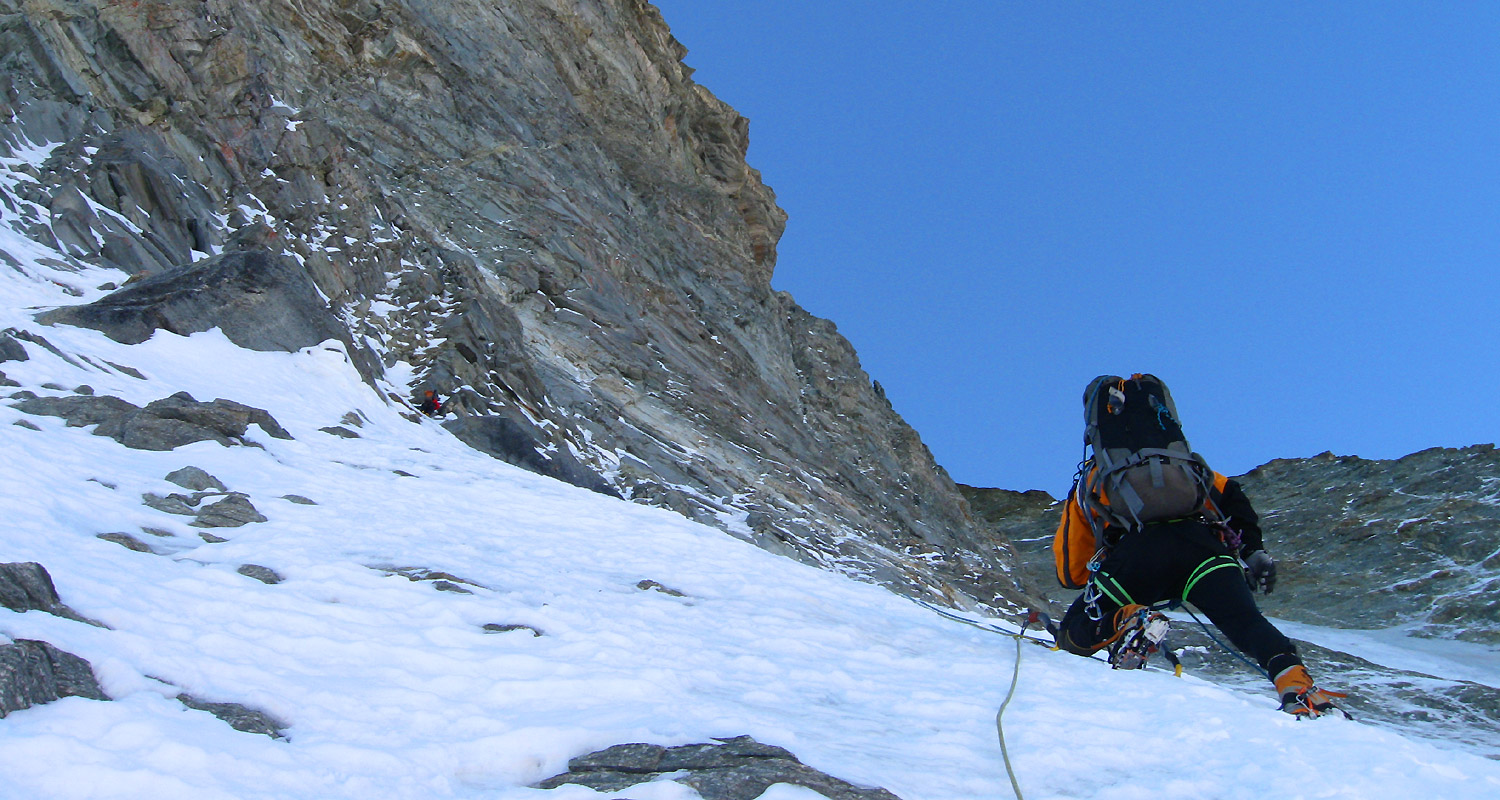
[996,631,1026,800]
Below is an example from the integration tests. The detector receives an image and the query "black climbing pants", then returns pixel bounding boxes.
[1056,519,1301,679]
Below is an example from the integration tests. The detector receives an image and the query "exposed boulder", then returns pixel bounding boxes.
[138,392,293,443]
[482,623,544,637]
[190,494,268,528]
[39,247,343,351]
[236,565,283,585]
[444,414,619,498]
[538,736,901,800]
[165,466,228,492]
[636,579,687,598]
[176,693,288,739]
[12,391,291,450]
[0,562,100,626]
[142,492,198,516]
[97,532,154,553]
[0,330,28,363]
[0,639,109,718]
[373,565,486,594]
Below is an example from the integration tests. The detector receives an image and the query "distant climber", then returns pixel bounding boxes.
[1051,374,1345,718]
[418,389,444,418]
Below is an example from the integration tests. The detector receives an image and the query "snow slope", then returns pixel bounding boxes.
[5,183,1500,800]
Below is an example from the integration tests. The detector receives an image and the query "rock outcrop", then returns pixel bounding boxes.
[538,735,900,800]
[0,639,108,718]
[12,390,291,450]
[39,244,377,378]
[0,561,100,625]
[0,0,1024,609]
[1237,445,1500,644]
[0,563,110,717]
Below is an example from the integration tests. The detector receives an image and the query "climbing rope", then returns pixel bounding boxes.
[1179,605,1271,679]
[908,598,1038,800]
[996,616,1028,800]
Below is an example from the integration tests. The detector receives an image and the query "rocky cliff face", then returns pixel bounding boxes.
[1237,445,1500,644]
[1,0,1024,608]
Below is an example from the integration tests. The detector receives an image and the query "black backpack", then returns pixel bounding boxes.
[1079,374,1216,533]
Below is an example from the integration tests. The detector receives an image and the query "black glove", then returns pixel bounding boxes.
[1244,550,1277,594]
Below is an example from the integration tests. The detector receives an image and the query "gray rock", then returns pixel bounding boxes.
[0,564,105,628]
[636,579,686,598]
[97,532,154,553]
[191,494,267,528]
[236,565,284,585]
[374,566,486,592]
[13,394,142,429]
[281,494,318,505]
[319,425,360,438]
[165,466,228,492]
[959,486,1060,605]
[176,693,287,739]
[198,532,229,544]
[444,414,619,498]
[142,492,199,516]
[1234,446,1500,642]
[538,736,901,800]
[482,624,544,637]
[102,361,146,380]
[0,562,63,614]
[13,391,292,450]
[141,392,294,443]
[39,248,346,352]
[0,330,29,363]
[0,640,109,718]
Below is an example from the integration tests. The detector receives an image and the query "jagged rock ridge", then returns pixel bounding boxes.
[0,0,1024,609]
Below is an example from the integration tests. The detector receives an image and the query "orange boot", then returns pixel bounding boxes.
[1274,664,1348,718]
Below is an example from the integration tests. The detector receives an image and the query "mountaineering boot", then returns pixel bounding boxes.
[1274,665,1348,718]
[1108,604,1170,670]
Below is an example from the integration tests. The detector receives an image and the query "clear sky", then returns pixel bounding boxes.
[649,1,1500,497]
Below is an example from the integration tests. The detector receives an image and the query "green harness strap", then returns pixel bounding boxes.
[1183,554,1242,601]
[1092,553,1241,610]
[1090,571,1136,607]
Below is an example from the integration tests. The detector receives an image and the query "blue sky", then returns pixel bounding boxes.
[649,1,1500,496]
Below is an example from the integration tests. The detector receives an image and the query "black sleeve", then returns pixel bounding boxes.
[1218,478,1265,557]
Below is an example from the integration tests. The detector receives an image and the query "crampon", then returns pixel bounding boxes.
[1109,608,1170,670]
